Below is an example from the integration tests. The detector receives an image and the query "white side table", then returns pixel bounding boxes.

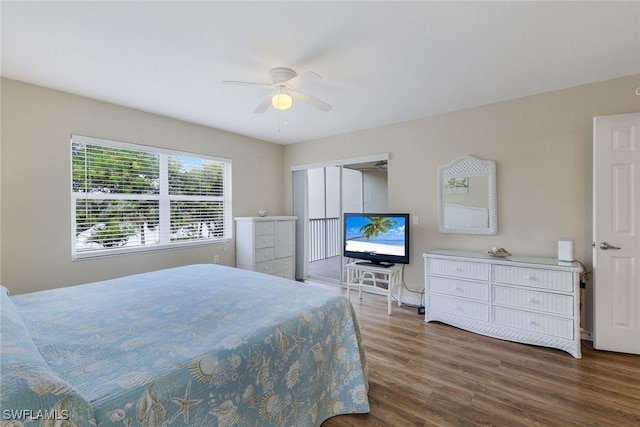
[346,262,403,315]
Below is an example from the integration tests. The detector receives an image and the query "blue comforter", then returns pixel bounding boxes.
[1,264,369,426]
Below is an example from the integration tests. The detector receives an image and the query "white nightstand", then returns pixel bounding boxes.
[346,262,404,315]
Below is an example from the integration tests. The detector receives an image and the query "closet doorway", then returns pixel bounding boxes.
[292,154,388,284]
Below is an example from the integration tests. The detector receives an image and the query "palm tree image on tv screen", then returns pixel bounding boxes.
[344,215,408,265]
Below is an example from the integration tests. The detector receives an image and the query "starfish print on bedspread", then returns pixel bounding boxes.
[169,381,203,424]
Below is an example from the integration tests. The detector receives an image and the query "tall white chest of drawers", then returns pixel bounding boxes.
[423,250,583,358]
[235,216,296,280]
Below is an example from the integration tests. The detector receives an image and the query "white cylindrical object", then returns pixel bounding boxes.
[558,238,575,261]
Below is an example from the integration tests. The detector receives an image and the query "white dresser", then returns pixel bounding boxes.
[423,250,583,358]
[235,216,296,279]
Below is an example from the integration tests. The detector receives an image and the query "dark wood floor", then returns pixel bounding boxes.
[322,290,640,427]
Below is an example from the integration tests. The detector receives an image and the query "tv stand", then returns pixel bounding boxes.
[346,262,403,315]
[355,261,395,268]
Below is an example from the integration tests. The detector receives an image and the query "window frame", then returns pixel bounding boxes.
[71,134,232,260]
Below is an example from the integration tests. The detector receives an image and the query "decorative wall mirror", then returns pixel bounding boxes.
[437,155,497,235]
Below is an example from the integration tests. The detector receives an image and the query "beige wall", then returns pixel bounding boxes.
[2,75,639,332]
[1,78,285,294]
[284,74,640,333]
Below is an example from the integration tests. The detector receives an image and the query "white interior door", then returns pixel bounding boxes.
[593,113,640,354]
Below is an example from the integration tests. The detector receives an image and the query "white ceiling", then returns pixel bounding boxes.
[2,1,639,145]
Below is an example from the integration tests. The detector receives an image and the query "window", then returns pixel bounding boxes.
[71,135,232,259]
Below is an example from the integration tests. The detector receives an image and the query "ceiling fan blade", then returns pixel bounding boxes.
[291,90,332,112]
[254,94,274,113]
[287,70,321,88]
[222,80,271,88]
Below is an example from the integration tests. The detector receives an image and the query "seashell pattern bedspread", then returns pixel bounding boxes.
[0,264,369,426]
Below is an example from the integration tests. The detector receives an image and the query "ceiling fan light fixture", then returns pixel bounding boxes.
[272,93,292,110]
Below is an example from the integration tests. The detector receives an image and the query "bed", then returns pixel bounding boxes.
[0,264,369,426]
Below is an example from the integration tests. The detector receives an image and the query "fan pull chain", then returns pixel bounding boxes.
[278,110,288,133]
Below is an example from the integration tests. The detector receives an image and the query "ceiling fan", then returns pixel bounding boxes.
[222,67,332,113]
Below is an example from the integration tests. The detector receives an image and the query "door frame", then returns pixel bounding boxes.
[291,153,389,283]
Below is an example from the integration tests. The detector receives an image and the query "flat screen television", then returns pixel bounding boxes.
[343,213,410,267]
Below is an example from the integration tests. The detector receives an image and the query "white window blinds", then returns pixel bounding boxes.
[71,135,232,259]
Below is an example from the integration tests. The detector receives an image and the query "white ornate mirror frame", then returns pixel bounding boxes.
[437,155,497,235]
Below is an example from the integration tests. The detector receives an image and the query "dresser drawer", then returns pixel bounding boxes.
[255,259,277,275]
[255,234,275,249]
[270,257,294,280]
[428,259,489,281]
[270,256,294,273]
[493,265,573,292]
[493,306,574,339]
[271,269,294,280]
[428,276,489,301]
[428,294,489,321]
[255,221,275,235]
[255,247,275,262]
[255,257,294,277]
[493,286,573,316]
